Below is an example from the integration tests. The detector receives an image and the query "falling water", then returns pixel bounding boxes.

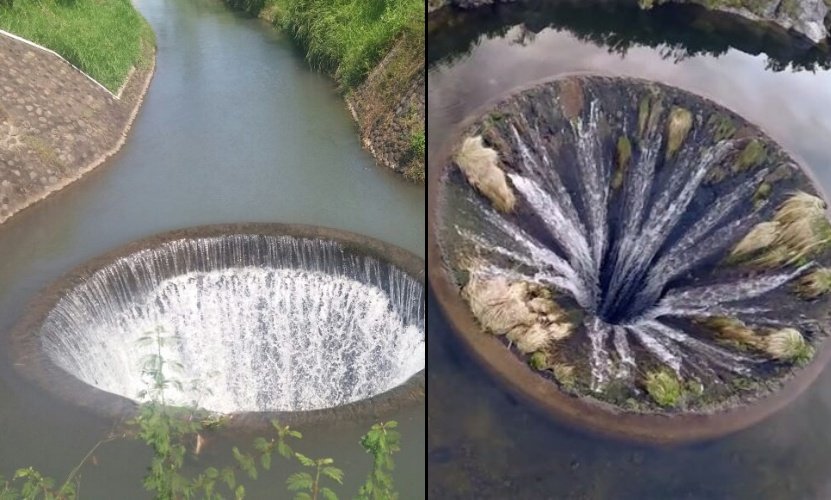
[445,78,822,391]
[40,235,425,413]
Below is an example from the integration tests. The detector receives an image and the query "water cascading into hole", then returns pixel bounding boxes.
[438,76,831,412]
[36,232,425,414]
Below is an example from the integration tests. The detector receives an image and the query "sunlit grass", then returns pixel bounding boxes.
[269,0,423,89]
[0,0,154,92]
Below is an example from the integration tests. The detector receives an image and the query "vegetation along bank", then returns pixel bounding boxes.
[226,0,426,182]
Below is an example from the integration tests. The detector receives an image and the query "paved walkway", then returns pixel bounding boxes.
[0,33,154,223]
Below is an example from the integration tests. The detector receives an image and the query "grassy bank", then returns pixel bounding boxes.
[228,0,425,181]
[0,0,154,92]
[231,0,423,89]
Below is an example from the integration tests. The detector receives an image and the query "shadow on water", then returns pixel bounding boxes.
[429,1,831,498]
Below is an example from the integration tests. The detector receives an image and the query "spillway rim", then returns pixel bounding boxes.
[427,74,831,445]
[9,223,425,429]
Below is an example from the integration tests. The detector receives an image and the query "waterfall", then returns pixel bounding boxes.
[39,235,425,413]
[444,77,824,392]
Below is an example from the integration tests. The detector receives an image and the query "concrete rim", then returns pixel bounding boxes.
[9,223,425,429]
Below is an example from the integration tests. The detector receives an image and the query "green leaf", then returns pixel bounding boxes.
[294,453,315,467]
[260,452,271,471]
[220,468,236,490]
[276,441,293,459]
[321,466,344,484]
[294,494,312,500]
[232,448,257,479]
[320,487,339,500]
[234,484,245,500]
[253,437,269,452]
[286,472,313,491]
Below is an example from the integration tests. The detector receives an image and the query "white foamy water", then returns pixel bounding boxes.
[448,84,816,389]
[40,236,425,413]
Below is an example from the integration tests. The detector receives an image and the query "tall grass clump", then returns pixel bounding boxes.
[271,0,423,89]
[0,0,154,92]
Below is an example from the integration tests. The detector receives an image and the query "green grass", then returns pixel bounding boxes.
[410,130,425,158]
[262,0,423,89]
[0,0,154,92]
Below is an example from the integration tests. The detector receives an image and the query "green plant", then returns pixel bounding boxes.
[552,363,576,390]
[256,420,303,464]
[794,267,831,299]
[644,369,682,407]
[132,328,241,500]
[0,0,155,91]
[528,351,548,370]
[0,468,75,500]
[356,421,400,500]
[410,131,425,159]
[733,139,767,172]
[665,107,693,159]
[2,331,404,499]
[275,0,423,88]
[286,454,343,500]
[227,0,422,89]
[0,431,119,500]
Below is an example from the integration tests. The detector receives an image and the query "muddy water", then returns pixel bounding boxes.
[429,1,831,498]
[0,0,424,496]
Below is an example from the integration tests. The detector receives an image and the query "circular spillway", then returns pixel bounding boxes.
[12,224,424,425]
[429,75,831,443]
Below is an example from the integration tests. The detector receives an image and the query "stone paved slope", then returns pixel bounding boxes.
[0,33,154,224]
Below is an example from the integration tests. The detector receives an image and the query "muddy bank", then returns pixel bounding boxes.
[429,0,830,45]
[0,33,155,224]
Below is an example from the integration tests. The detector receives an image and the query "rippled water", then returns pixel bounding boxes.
[429,1,831,498]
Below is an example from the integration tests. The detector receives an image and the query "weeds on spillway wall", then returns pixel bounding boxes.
[0,329,403,500]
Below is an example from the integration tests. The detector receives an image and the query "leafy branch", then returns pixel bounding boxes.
[1,327,404,500]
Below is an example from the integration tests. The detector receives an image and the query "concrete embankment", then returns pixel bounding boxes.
[0,32,155,224]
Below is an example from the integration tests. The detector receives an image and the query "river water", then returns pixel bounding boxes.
[0,0,424,496]
[428,1,831,498]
